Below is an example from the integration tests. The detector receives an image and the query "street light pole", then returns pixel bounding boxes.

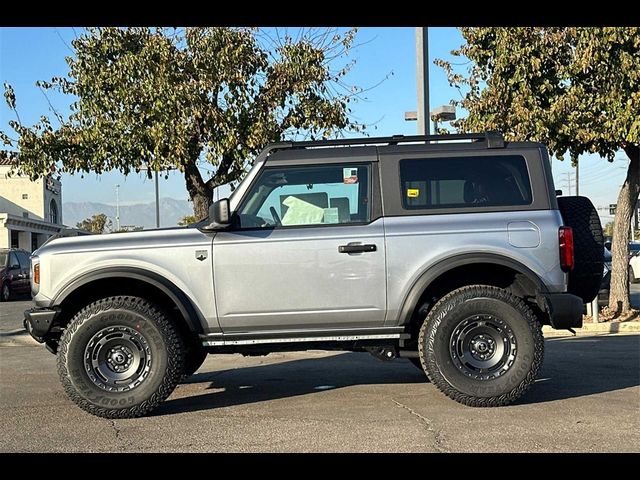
[115,184,120,231]
[416,27,430,135]
[154,171,160,228]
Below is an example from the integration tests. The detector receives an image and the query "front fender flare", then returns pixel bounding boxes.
[52,266,205,334]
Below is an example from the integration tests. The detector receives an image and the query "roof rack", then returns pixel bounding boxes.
[253,131,504,164]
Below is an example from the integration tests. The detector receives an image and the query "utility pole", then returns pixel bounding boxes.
[416,27,430,135]
[563,172,573,195]
[115,184,120,231]
[575,159,579,196]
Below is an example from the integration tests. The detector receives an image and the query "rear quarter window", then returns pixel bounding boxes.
[399,155,533,210]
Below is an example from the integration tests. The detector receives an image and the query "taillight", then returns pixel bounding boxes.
[33,263,40,284]
[559,227,574,272]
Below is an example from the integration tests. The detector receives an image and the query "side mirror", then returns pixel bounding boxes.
[202,198,231,231]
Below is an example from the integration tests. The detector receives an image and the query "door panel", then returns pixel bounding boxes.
[213,220,386,332]
[7,252,25,292]
[17,252,31,292]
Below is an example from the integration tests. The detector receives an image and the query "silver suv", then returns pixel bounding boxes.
[24,132,604,418]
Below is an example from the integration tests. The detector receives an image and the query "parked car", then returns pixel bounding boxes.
[598,247,612,305]
[0,248,32,301]
[628,248,640,284]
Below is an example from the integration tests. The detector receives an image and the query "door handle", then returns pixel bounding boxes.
[338,244,377,253]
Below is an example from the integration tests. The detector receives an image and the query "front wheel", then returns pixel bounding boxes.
[419,285,543,407]
[57,296,184,418]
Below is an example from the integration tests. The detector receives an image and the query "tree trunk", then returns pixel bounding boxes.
[608,145,640,314]
[183,161,213,220]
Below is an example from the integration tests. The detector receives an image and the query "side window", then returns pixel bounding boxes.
[17,252,30,270]
[8,252,20,270]
[399,155,532,210]
[237,164,370,228]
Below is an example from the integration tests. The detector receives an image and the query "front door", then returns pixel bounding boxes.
[213,162,386,333]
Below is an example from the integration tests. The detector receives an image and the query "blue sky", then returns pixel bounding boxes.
[0,27,626,224]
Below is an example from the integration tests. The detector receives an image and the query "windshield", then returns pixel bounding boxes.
[0,252,7,268]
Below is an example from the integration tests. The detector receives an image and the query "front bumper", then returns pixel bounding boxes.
[24,308,58,343]
[537,293,583,329]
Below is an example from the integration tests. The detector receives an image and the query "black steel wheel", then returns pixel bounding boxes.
[84,325,152,392]
[419,285,543,407]
[57,296,184,418]
[448,314,517,380]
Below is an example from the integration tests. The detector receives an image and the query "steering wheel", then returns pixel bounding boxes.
[269,206,282,227]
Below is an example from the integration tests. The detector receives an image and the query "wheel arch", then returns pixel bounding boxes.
[397,253,548,332]
[53,267,205,335]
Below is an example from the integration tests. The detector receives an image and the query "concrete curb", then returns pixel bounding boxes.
[543,321,640,337]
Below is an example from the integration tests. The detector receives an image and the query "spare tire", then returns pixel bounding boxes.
[557,196,604,303]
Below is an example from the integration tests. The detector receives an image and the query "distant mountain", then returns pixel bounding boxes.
[63,198,194,230]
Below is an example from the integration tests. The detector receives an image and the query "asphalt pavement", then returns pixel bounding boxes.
[1,294,639,452]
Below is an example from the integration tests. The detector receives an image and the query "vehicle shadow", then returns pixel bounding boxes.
[516,334,640,405]
[156,352,427,416]
[156,335,639,416]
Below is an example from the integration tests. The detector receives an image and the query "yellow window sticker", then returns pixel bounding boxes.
[407,188,420,198]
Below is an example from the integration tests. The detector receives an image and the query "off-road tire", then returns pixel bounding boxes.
[57,296,184,418]
[419,285,543,407]
[558,196,604,303]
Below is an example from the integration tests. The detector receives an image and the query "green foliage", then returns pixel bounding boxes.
[436,27,639,163]
[2,27,368,217]
[76,213,112,234]
[177,214,197,226]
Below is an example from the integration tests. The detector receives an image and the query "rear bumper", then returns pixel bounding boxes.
[537,293,583,329]
[24,308,58,343]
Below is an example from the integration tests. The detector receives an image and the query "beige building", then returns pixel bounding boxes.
[0,157,63,252]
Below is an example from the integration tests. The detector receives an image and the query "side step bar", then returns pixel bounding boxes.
[201,328,408,347]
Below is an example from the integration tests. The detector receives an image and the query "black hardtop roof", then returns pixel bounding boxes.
[263,131,545,164]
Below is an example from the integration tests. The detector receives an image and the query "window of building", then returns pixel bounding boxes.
[10,230,19,249]
[399,155,533,210]
[49,199,58,224]
[22,193,28,199]
[237,164,370,228]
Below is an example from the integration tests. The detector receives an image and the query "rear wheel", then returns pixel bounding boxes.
[419,285,543,407]
[57,296,184,418]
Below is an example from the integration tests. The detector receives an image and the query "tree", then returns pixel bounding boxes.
[1,27,369,220]
[177,215,197,226]
[437,27,640,313]
[76,213,112,234]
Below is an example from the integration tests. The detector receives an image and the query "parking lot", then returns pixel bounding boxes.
[1,297,639,452]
